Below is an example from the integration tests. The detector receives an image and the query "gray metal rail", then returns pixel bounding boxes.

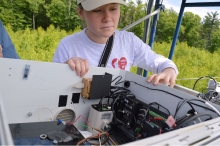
[0,93,14,145]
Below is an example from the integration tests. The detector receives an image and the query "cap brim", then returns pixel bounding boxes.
[81,0,128,11]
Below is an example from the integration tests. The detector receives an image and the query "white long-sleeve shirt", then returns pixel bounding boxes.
[53,29,178,74]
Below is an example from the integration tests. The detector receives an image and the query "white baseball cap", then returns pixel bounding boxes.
[77,0,128,11]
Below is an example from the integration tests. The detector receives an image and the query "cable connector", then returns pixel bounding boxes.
[57,118,66,125]
[166,116,176,128]
[73,83,85,88]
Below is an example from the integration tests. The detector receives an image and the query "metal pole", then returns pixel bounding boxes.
[0,94,14,145]
[143,0,161,77]
[137,0,155,75]
[168,0,186,60]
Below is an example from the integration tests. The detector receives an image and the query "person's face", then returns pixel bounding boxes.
[78,3,120,43]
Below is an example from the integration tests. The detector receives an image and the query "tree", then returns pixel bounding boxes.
[156,8,180,43]
[119,1,147,38]
[45,0,80,31]
[119,1,137,30]
[209,29,220,53]
[202,11,220,52]
[180,12,201,47]
[0,0,29,30]
[26,0,45,30]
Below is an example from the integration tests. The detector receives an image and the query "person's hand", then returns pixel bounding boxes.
[146,67,177,88]
[0,45,3,58]
[65,57,89,78]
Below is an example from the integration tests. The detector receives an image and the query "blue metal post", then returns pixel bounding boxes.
[137,0,154,76]
[168,0,186,60]
[143,0,161,77]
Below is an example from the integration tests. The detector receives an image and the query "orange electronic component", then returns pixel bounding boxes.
[81,78,92,99]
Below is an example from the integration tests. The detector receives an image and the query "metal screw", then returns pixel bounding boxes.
[28,112,32,116]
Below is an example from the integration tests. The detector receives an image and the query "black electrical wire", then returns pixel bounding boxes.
[145,102,171,119]
[110,86,130,95]
[110,92,137,140]
[115,126,134,141]
[193,76,217,90]
[174,113,213,129]
[111,76,216,113]
[109,76,220,138]
[128,81,218,114]
[111,76,219,115]
[112,132,127,144]
[111,75,125,85]
[174,99,199,119]
[174,99,196,119]
[174,98,217,119]
[98,95,111,106]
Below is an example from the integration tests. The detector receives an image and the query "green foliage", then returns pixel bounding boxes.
[156,8,181,43]
[45,0,80,31]
[180,12,201,47]
[155,42,220,91]
[119,1,146,38]
[6,24,75,61]
[131,41,220,92]
[201,11,220,52]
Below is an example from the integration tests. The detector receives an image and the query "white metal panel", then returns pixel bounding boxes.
[2,58,220,145]
[123,71,220,118]
[0,58,124,128]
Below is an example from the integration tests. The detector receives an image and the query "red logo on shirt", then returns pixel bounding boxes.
[112,57,127,70]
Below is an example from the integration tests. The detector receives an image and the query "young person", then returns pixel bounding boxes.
[0,19,20,59]
[53,0,178,88]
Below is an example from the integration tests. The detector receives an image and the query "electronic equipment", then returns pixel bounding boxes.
[87,104,113,135]
[195,78,220,103]
[1,58,220,145]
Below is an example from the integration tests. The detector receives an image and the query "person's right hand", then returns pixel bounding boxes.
[65,57,89,78]
[0,45,3,58]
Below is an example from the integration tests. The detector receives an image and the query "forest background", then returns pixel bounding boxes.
[1,0,220,93]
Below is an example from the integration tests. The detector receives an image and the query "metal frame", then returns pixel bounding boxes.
[144,0,162,77]
[0,94,14,145]
[140,0,220,77]
[168,0,220,60]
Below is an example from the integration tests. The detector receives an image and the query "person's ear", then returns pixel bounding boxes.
[77,7,85,20]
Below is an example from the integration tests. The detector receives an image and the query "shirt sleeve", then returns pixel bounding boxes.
[0,20,20,59]
[52,41,69,63]
[132,34,179,75]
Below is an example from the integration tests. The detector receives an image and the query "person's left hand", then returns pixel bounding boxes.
[146,67,177,88]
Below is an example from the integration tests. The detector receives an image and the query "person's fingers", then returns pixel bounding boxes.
[84,60,89,73]
[160,75,169,86]
[66,59,76,71]
[74,60,81,76]
[66,57,89,77]
[169,76,176,88]
[146,70,176,87]
[147,74,157,83]
[152,73,164,86]
[80,61,86,78]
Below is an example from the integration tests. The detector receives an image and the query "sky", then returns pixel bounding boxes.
[132,0,220,19]
[162,0,220,19]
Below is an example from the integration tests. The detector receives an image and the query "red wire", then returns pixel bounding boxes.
[66,115,92,127]
[154,117,163,121]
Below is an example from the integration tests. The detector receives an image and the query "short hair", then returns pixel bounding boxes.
[78,3,84,10]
